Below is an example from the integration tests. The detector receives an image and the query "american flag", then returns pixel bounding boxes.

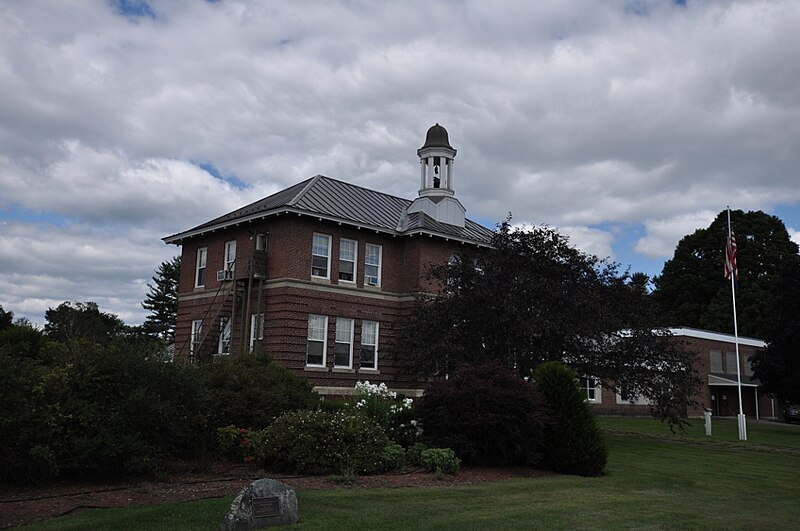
[725,231,738,280]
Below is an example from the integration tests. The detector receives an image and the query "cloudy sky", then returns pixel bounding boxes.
[2,0,800,326]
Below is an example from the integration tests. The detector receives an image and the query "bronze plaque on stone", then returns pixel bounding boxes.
[251,496,281,518]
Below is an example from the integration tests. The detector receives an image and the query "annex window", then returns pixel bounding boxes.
[580,377,602,404]
[190,319,203,357]
[195,247,207,288]
[360,320,378,370]
[339,238,357,282]
[312,234,332,278]
[615,384,650,405]
[334,317,354,368]
[217,317,231,355]
[726,352,739,374]
[224,240,237,272]
[306,315,328,367]
[709,350,723,373]
[364,243,382,286]
[255,233,268,252]
[250,313,264,352]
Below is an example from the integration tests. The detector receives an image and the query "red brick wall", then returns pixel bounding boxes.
[173,214,483,392]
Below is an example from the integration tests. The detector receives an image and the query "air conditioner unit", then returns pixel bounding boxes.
[367,277,378,286]
[217,269,233,281]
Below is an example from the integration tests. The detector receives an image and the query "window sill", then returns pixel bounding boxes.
[310,276,331,284]
[359,368,379,373]
[362,284,382,291]
[332,367,355,373]
[304,366,329,372]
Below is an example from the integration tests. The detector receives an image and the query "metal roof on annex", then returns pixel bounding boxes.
[163,175,494,246]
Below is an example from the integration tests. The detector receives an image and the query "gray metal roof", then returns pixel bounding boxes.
[163,175,494,246]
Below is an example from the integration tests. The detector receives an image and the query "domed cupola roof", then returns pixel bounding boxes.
[421,123,453,150]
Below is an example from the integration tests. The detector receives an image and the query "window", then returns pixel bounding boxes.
[364,243,382,286]
[744,356,753,376]
[217,317,231,355]
[616,384,650,405]
[312,234,331,278]
[250,313,264,352]
[339,238,357,282]
[306,315,327,367]
[360,320,378,369]
[195,247,207,287]
[709,350,723,373]
[726,352,739,374]
[334,318,354,368]
[224,240,237,272]
[255,233,268,251]
[580,377,601,403]
[190,319,203,357]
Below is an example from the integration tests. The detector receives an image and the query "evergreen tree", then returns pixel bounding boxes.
[142,256,181,343]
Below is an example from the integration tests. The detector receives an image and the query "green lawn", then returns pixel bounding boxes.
[22,418,800,530]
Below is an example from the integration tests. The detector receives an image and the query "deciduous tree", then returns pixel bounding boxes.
[400,220,698,425]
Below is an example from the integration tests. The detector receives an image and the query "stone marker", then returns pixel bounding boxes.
[221,478,299,529]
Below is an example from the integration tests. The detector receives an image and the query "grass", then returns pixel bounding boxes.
[21,418,800,530]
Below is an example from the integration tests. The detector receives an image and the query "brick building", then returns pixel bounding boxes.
[587,327,776,419]
[163,124,493,396]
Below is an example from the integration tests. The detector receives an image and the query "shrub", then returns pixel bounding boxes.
[0,336,207,482]
[405,442,428,467]
[418,362,550,466]
[533,361,608,477]
[379,443,406,471]
[258,410,389,475]
[420,448,460,478]
[350,381,420,446]
[200,353,319,430]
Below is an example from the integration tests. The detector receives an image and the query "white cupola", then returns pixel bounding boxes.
[407,123,466,227]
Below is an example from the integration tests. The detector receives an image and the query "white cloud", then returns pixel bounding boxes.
[635,211,719,259]
[2,0,800,322]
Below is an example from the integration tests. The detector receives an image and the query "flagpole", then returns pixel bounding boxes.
[727,207,747,441]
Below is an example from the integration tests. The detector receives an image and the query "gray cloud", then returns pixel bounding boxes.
[2,0,800,323]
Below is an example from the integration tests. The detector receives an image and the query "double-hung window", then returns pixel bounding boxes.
[726,352,738,374]
[709,350,723,373]
[250,313,265,352]
[217,317,231,355]
[360,320,378,370]
[306,315,327,367]
[334,318,354,368]
[195,247,207,288]
[339,238,357,282]
[580,377,601,404]
[312,234,331,279]
[364,243,382,286]
[224,240,237,273]
[190,319,203,357]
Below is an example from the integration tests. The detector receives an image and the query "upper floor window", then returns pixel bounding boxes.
[312,234,331,279]
[218,317,231,355]
[339,238,357,282]
[195,247,207,288]
[334,317,354,368]
[580,377,602,404]
[726,351,738,374]
[255,233,268,252]
[364,243,382,286]
[224,240,237,272]
[360,320,378,370]
[307,314,327,367]
[709,350,722,373]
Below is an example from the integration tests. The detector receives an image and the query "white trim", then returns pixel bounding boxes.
[364,243,382,287]
[311,233,332,279]
[338,238,357,283]
[360,320,379,370]
[306,314,328,367]
[668,327,765,348]
[708,374,759,387]
[194,247,207,288]
[334,317,354,369]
